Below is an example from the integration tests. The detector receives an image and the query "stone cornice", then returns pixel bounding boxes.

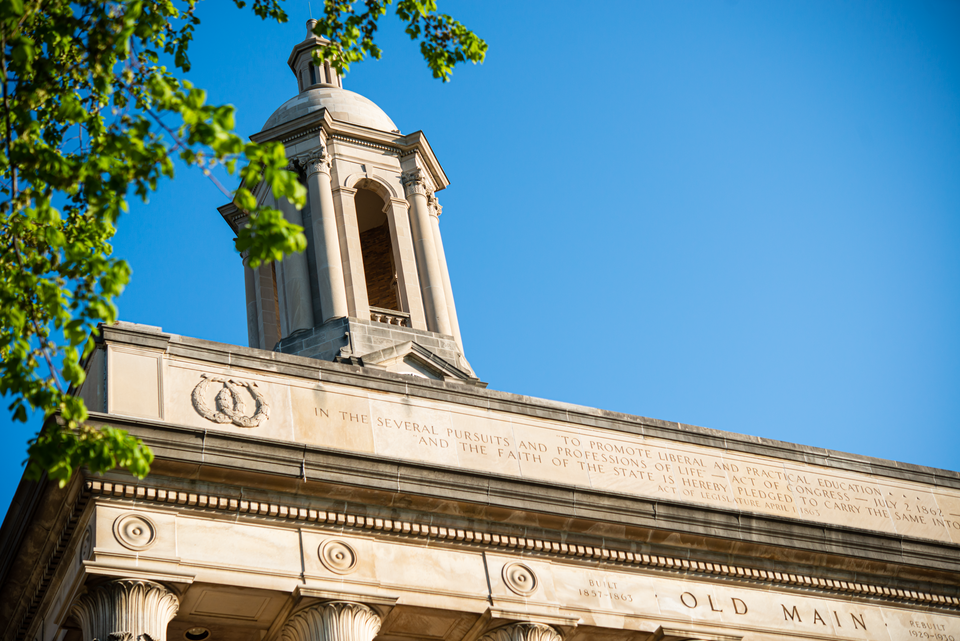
[217,201,247,234]
[252,108,400,149]
[2,476,91,641]
[82,478,960,612]
[251,109,448,192]
[397,131,448,190]
[329,133,398,154]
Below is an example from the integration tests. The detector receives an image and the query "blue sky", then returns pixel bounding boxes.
[1,0,958,512]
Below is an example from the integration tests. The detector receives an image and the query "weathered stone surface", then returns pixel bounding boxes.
[98,335,960,546]
[4,23,960,641]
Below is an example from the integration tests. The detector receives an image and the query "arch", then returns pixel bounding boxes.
[342,172,399,201]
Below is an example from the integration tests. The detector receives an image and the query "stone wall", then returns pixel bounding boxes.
[275,316,463,366]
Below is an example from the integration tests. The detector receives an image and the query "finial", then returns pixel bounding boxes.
[306,18,317,39]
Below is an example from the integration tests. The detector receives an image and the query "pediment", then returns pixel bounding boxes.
[360,341,474,382]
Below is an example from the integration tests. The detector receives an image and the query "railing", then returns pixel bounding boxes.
[369,306,410,327]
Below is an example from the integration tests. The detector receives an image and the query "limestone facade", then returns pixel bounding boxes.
[0,322,958,641]
[1,20,959,641]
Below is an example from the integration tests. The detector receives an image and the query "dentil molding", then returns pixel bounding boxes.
[81,480,960,611]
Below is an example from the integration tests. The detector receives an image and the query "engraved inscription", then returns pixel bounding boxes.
[298,398,959,542]
[540,560,960,636]
[167,359,958,544]
[908,619,956,641]
[578,578,634,602]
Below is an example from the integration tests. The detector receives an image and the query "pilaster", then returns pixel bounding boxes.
[384,197,427,330]
[253,261,282,351]
[277,189,315,333]
[242,252,260,349]
[331,185,370,321]
[71,579,179,641]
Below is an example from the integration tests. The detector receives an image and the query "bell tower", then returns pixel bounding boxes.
[219,21,480,385]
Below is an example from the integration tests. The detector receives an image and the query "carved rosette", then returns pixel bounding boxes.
[479,623,563,641]
[71,579,179,641]
[281,602,382,641]
[113,513,157,551]
[318,539,358,574]
[400,169,427,197]
[299,147,332,177]
[502,561,538,596]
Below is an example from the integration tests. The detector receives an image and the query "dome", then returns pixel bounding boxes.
[262,86,398,133]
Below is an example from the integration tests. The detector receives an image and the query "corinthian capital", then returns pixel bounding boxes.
[400,168,427,197]
[71,579,179,641]
[281,602,382,641]
[298,145,332,177]
[479,624,563,641]
[426,191,442,217]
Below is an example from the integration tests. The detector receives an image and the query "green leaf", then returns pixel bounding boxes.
[0,0,483,485]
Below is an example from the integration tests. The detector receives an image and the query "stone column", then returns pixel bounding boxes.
[277,191,315,333]
[281,602,382,641]
[300,146,349,323]
[253,261,282,351]
[401,168,451,336]
[427,193,463,349]
[383,197,427,330]
[330,185,370,321]
[479,623,563,641]
[71,579,179,641]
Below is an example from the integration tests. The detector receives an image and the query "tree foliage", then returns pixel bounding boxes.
[313,0,487,81]
[0,0,484,487]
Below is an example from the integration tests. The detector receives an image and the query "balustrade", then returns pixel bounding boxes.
[369,306,410,327]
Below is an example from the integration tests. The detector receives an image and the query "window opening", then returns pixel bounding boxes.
[355,188,400,311]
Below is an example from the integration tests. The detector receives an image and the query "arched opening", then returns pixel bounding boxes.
[355,187,400,311]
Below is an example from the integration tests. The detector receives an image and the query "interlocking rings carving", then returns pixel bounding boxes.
[502,561,538,596]
[191,374,269,427]
[113,513,157,551]
[318,539,358,574]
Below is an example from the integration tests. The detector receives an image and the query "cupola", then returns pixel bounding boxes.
[288,19,343,92]
[218,21,480,385]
